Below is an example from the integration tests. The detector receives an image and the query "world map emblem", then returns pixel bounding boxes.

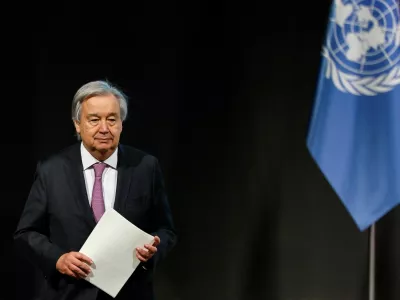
[323,0,400,96]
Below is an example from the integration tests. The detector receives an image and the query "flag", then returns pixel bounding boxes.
[307,0,400,231]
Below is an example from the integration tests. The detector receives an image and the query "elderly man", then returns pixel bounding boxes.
[14,80,177,300]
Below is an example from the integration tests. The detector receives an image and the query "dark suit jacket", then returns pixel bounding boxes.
[14,143,177,300]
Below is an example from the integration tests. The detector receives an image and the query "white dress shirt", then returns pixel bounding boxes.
[80,143,118,210]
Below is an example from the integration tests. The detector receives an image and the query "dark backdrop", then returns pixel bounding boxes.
[3,1,399,300]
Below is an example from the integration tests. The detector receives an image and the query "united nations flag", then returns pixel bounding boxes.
[307,0,400,231]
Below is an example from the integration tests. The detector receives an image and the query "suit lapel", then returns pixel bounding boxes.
[65,143,132,226]
[66,143,97,227]
[114,145,132,214]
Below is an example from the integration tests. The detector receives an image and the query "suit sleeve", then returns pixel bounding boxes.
[13,162,65,279]
[145,158,177,270]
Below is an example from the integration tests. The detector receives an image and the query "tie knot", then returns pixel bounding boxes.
[93,162,106,178]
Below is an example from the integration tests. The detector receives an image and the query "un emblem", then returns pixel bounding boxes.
[323,0,400,96]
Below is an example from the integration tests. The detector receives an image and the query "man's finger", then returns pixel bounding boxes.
[66,269,79,278]
[136,247,151,258]
[136,251,147,262]
[70,257,91,274]
[78,262,91,274]
[144,244,157,254]
[70,264,87,278]
[153,236,161,247]
[74,252,93,265]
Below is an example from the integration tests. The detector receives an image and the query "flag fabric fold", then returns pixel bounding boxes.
[307,0,400,231]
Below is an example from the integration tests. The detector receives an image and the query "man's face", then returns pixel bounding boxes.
[74,94,123,158]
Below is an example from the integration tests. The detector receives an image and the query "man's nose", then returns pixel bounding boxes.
[99,120,109,132]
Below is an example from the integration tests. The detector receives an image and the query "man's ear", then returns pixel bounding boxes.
[74,120,81,135]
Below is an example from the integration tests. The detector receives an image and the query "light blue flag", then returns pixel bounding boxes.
[307,0,400,231]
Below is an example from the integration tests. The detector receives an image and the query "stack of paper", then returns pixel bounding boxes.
[79,209,154,298]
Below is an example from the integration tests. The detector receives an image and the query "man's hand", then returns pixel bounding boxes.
[136,236,160,262]
[56,251,93,279]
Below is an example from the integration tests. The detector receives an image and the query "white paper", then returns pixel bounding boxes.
[79,208,154,298]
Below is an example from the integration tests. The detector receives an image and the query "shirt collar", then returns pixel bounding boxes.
[80,142,118,170]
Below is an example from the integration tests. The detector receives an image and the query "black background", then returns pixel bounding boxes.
[3,1,400,299]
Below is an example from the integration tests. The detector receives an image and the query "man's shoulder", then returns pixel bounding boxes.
[36,143,80,171]
[118,144,159,166]
[36,143,160,171]
[119,144,153,157]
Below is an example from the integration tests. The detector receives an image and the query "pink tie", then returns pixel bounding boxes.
[91,162,107,222]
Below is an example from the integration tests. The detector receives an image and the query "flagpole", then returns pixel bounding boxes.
[369,223,376,300]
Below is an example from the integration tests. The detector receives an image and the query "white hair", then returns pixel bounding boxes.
[72,80,128,122]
